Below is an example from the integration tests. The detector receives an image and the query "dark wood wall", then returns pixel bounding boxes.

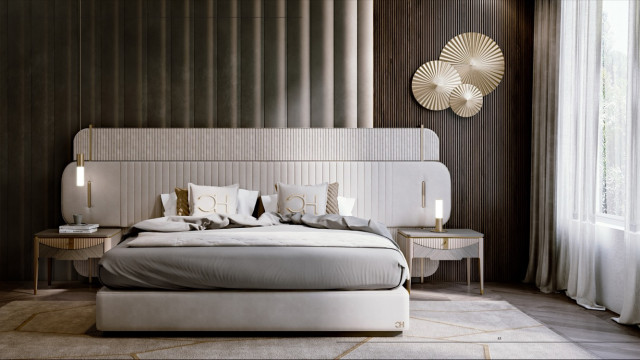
[374,0,534,281]
[0,0,534,282]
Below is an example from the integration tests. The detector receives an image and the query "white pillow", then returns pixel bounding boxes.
[188,183,239,216]
[337,196,356,216]
[276,182,328,215]
[261,194,356,216]
[160,192,178,217]
[260,194,279,213]
[161,188,258,216]
[237,189,259,216]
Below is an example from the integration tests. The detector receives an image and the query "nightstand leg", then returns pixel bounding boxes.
[47,258,52,287]
[467,257,471,286]
[479,238,484,295]
[88,258,92,283]
[33,238,38,295]
[420,258,424,283]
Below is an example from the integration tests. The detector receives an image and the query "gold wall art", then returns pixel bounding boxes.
[449,84,483,117]
[411,32,504,117]
[411,60,462,111]
[439,32,505,96]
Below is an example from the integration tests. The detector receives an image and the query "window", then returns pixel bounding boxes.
[597,0,629,223]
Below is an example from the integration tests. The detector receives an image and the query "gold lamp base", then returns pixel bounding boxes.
[430,218,447,233]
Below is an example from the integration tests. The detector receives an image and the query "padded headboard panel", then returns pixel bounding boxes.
[73,128,440,161]
[62,161,451,228]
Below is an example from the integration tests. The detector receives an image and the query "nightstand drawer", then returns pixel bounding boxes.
[413,243,478,261]
[411,237,481,250]
[37,237,105,250]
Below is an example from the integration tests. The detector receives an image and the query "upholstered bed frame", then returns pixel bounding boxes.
[61,128,451,332]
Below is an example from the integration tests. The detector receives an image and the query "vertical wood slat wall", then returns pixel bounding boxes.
[374,0,534,282]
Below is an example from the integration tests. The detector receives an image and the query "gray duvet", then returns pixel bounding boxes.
[99,214,408,291]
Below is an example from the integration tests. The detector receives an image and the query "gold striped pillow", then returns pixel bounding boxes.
[326,182,339,214]
[175,187,190,216]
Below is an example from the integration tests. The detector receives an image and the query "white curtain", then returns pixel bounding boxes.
[555,0,605,310]
[616,0,640,326]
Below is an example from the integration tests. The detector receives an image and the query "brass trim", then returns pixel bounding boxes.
[421,181,426,208]
[76,153,84,167]
[87,181,92,208]
[420,124,424,161]
[89,124,93,160]
[397,230,483,239]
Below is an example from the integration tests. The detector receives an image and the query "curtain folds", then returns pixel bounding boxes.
[525,0,561,293]
[555,0,605,311]
[527,0,605,310]
[529,0,640,323]
[616,0,640,326]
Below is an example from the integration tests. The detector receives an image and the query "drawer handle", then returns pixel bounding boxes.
[422,181,426,208]
[88,181,92,208]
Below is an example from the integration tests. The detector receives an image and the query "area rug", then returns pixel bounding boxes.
[0,300,595,359]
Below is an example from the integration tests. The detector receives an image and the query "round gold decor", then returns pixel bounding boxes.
[449,84,483,117]
[411,60,462,111]
[439,32,504,96]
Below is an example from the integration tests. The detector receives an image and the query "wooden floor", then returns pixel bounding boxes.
[1,280,639,359]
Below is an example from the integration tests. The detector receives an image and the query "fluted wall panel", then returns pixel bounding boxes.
[0,0,7,281]
[375,0,534,282]
[194,0,217,127]
[147,0,171,127]
[286,0,310,128]
[263,0,286,127]
[334,0,358,128]
[310,0,334,128]
[240,0,263,128]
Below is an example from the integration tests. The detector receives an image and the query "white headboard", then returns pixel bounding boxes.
[62,128,451,228]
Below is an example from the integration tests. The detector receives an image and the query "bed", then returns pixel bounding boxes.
[60,128,451,332]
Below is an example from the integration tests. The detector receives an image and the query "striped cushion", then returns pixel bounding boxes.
[175,187,190,216]
[326,182,339,214]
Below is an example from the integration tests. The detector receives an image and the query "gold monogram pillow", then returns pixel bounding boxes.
[276,182,328,216]
[188,183,239,217]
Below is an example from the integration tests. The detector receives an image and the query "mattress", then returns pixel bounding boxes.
[99,225,408,291]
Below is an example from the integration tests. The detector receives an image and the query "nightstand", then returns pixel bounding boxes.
[33,228,122,295]
[398,228,484,294]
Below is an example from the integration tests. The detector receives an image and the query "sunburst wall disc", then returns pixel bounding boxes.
[440,32,504,96]
[411,60,462,111]
[450,84,483,117]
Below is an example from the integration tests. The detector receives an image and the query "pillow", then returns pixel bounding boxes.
[237,189,259,216]
[160,192,178,217]
[337,196,356,216]
[326,182,340,214]
[175,187,190,216]
[188,183,239,216]
[167,187,258,216]
[276,182,328,215]
[260,194,278,213]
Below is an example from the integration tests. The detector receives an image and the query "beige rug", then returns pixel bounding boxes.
[0,300,595,359]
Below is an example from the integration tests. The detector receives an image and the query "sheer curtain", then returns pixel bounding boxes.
[554,0,605,310]
[616,0,640,326]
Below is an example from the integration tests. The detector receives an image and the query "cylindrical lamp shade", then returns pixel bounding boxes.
[76,153,85,187]
[435,199,443,219]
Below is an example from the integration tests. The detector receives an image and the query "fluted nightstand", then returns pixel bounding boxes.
[33,228,122,295]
